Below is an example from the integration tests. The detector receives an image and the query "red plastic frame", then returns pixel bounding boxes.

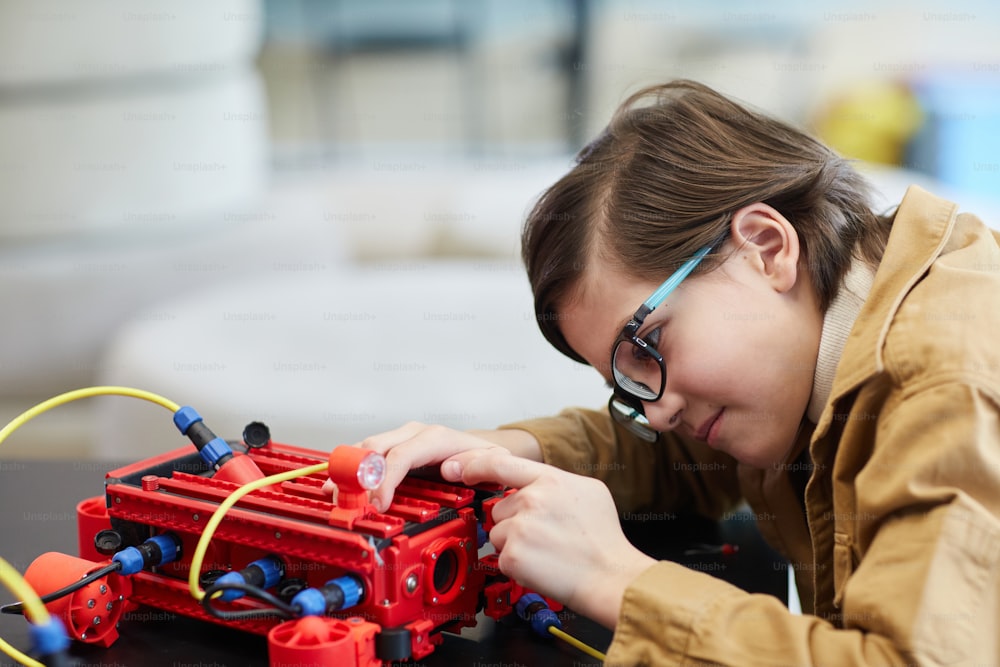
[63,440,512,665]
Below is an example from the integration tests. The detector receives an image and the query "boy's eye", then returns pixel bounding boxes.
[642,327,662,351]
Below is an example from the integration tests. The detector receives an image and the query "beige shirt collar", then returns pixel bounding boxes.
[807,259,876,424]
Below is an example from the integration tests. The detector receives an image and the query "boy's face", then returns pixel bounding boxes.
[559,242,823,469]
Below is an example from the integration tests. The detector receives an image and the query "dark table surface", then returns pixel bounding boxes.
[1,460,788,666]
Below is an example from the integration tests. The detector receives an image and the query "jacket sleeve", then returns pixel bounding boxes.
[604,381,1000,666]
[499,406,742,519]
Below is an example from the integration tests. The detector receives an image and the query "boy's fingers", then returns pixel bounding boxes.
[460,452,544,489]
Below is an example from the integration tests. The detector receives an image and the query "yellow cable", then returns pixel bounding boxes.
[187,462,329,602]
[0,636,43,667]
[0,559,49,625]
[0,387,179,666]
[0,386,180,450]
[0,558,50,667]
[549,625,607,661]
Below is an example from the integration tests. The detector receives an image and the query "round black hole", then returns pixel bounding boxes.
[432,548,458,594]
[242,421,271,448]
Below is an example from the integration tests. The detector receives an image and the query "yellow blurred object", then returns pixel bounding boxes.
[813,81,924,165]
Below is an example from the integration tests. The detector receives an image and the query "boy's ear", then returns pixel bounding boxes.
[728,202,801,293]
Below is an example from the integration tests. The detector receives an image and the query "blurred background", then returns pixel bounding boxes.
[1,0,999,460]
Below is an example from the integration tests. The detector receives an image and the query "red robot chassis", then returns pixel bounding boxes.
[25,434,535,666]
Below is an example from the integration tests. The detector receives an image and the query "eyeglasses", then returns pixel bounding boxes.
[608,245,713,441]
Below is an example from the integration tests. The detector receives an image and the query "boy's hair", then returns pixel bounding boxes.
[522,79,892,364]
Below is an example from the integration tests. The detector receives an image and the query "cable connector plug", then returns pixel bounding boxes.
[214,555,285,602]
[29,615,70,667]
[292,575,364,616]
[173,406,265,484]
[112,533,181,576]
[515,592,561,637]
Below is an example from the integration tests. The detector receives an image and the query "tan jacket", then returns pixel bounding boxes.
[503,186,1000,666]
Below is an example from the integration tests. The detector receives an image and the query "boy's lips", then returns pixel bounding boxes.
[695,408,724,443]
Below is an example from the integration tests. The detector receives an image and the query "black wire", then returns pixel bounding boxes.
[201,580,299,622]
[0,561,122,616]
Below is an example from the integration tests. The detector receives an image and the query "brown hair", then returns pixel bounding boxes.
[522,79,892,363]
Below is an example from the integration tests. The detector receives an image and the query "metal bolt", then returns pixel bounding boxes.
[417,635,423,643]
[192,513,200,521]
[106,602,114,611]
[114,497,121,504]
[93,616,101,625]
[430,552,437,560]
[405,574,418,594]
[431,596,438,604]
[87,599,96,608]
[99,585,107,595]
[460,585,466,592]
[274,531,281,539]
[80,633,87,640]
[380,599,390,607]
[361,550,368,559]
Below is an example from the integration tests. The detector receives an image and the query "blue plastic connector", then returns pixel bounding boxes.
[291,588,326,617]
[172,406,203,435]
[291,575,364,616]
[29,616,70,656]
[198,437,234,468]
[515,592,562,637]
[112,547,145,576]
[215,555,285,601]
[147,533,181,565]
[329,575,363,610]
[112,534,181,575]
[476,523,489,549]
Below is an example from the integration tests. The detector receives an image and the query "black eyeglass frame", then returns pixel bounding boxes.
[607,245,714,439]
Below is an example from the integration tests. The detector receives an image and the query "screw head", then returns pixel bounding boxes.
[405,573,418,593]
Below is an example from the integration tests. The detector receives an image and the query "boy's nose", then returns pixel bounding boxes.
[642,391,685,432]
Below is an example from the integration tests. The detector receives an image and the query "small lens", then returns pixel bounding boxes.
[356,452,387,490]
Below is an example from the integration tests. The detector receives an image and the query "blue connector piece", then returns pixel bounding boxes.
[214,555,285,601]
[476,523,489,549]
[173,405,236,471]
[291,587,326,617]
[113,533,182,575]
[515,593,562,637]
[112,547,144,576]
[331,574,363,610]
[198,437,234,469]
[172,406,203,435]
[292,575,364,616]
[29,616,70,657]
[147,534,181,565]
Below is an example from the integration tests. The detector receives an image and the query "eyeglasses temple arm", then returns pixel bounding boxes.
[641,245,713,311]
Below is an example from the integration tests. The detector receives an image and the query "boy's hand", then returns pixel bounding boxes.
[322,422,538,512]
[459,451,655,628]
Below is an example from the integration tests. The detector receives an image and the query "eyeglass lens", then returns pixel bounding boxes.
[612,339,663,401]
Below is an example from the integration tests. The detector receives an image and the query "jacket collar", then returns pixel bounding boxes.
[811,185,959,441]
